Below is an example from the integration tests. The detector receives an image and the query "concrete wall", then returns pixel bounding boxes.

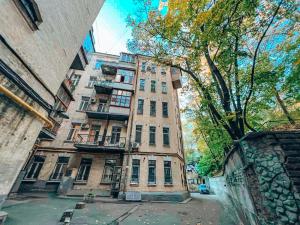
[0,77,44,206]
[0,0,104,96]
[0,0,104,207]
[224,131,300,225]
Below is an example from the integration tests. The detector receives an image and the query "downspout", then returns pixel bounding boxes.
[122,55,139,194]
[0,84,53,128]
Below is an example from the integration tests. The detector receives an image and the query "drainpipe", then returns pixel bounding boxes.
[122,55,140,194]
[0,84,53,128]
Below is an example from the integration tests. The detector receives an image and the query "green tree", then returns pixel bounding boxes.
[127,0,299,175]
[128,0,298,140]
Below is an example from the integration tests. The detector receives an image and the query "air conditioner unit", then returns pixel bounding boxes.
[132,142,140,149]
[91,98,96,104]
[119,142,125,148]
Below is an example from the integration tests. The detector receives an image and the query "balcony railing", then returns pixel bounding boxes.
[94,80,133,93]
[86,103,129,121]
[74,134,126,149]
[63,78,75,94]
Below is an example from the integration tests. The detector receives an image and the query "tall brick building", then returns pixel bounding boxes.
[0,0,105,207]
[17,52,188,201]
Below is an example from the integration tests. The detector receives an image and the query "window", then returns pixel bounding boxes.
[149,126,156,145]
[101,159,116,183]
[163,127,170,146]
[78,96,90,111]
[131,159,140,183]
[135,125,142,143]
[151,64,156,73]
[87,76,97,87]
[161,67,167,75]
[70,74,81,88]
[151,80,156,92]
[25,156,45,180]
[162,102,168,117]
[137,99,144,114]
[66,123,80,141]
[164,161,172,184]
[120,53,135,63]
[150,101,156,116]
[76,158,92,182]
[162,82,167,94]
[116,69,135,84]
[148,160,156,184]
[95,59,102,70]
[111,127,121,144]
[14,0,42,31]
[89,124,101,144]
[56,86,72,107]
[139,79,145,91]
[111,90,131,107]
[50,157,69,180]
[141,62,146,72]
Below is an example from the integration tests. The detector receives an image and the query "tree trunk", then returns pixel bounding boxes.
[274,89,295,125]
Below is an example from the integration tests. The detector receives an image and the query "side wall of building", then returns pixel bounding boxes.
[0,1,104,207]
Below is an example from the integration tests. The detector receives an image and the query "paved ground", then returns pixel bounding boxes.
[2,193,240,225]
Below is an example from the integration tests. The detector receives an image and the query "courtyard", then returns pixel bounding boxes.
[2,193,239,225]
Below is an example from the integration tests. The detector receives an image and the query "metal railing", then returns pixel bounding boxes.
[74,134,126,148]
[43,116,61,135]
[87,103,110,113]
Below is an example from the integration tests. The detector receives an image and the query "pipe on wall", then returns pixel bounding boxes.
[0,84,53,128]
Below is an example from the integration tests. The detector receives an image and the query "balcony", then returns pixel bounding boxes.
[101,64,117,75]
[62,78,75,100]
[74,134,126,153]
[170,67,182,89]
[70,46,88,70]
[86,103,129,121]
[94,81,133,94]
[38,117,61,140]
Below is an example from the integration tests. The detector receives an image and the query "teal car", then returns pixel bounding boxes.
[199,184,209,194]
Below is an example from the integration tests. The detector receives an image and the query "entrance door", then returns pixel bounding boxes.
[111,166,122,198]
[89,125,101,144]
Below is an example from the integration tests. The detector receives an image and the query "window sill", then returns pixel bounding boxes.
[74,181,87,185]
[47,180,61,183]
[149,144,156,146]
[150,115,156,117]
[100,182,112,185]
[130,182,139,186]
[148,183,156,186]
[163,144,170,147]
[163,116,169,118]
[164,183,173,186]
[22,179,36,182]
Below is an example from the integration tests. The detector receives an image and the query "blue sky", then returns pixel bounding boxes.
[93,0,137,55]
[93,0,161,55]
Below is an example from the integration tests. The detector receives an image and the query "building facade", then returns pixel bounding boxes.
[16,52,188,201]
[0,0,104,207]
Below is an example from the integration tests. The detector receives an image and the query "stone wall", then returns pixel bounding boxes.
[224,131,300,225]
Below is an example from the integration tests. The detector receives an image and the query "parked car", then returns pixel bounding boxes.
[199,184,209,194]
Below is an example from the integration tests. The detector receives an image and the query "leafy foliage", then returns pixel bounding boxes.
[127,0,299,175]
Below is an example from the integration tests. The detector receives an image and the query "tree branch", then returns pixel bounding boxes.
[243,0,284,132]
